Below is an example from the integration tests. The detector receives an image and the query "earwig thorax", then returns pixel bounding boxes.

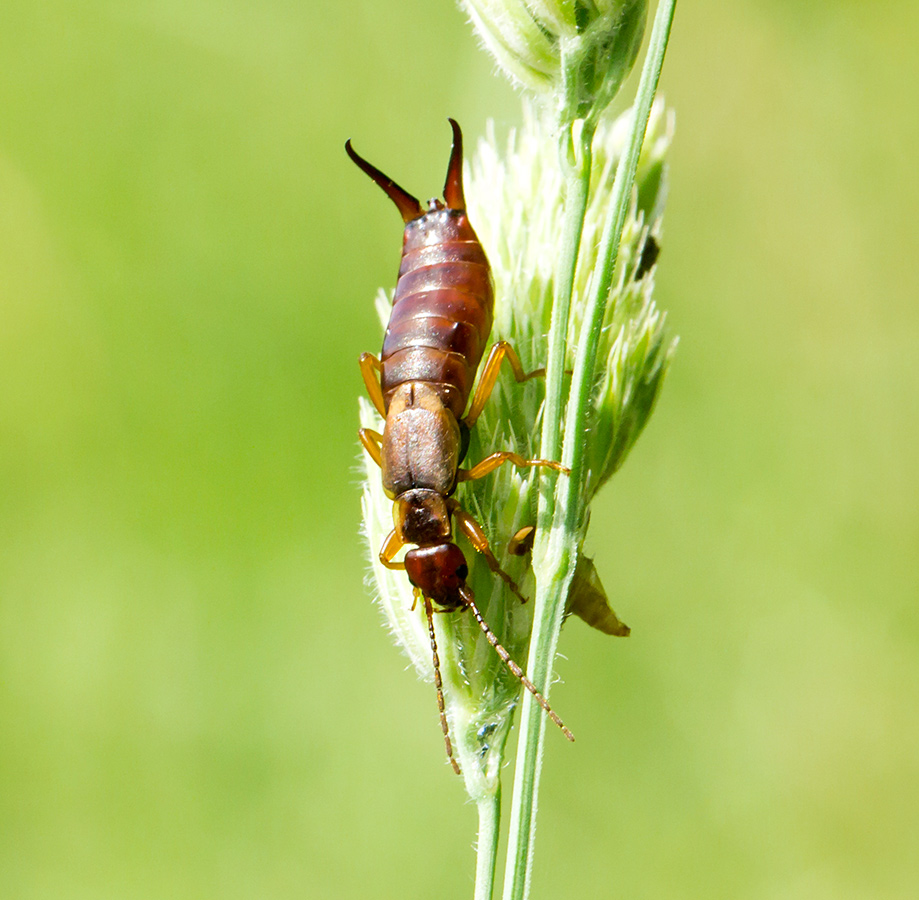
[394,489,451,546]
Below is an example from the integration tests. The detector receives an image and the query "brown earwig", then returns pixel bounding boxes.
[348,120,572,774]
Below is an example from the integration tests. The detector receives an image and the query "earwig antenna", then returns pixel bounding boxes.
[422,592,462,775]
[442,118,466,211]
[459,585,574,741]
[345,139,424,224]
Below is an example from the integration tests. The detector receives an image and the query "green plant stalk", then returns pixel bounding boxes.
[536,122,593,500]
[562,0,677,519]
[503,114,594,900]
[474,789,501,900]
[502,3,677,898]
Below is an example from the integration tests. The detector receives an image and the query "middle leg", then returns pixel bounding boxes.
[457,451,569,483]
[358,428,384,468]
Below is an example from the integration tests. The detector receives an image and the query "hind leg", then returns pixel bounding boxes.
[359,353,386,417]
[463,342,544,427]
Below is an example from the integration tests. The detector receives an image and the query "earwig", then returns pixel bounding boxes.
[348,120,572,775]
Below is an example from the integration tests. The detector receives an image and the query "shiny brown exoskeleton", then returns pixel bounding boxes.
[347,120,572,774]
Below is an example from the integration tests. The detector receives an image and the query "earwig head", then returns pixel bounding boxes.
[345,119,466,224]
[404,543,469,610]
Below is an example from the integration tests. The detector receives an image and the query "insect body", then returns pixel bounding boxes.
[348,120,572,774]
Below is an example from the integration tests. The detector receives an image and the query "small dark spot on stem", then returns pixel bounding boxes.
[634,235,660,281]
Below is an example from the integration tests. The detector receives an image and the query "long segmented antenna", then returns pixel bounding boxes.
[421,592,462,774]
[442,118,466,211]
[459,585,574,742]
[345,139,424,224]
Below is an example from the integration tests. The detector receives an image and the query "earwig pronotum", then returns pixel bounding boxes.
[348,120,573,774]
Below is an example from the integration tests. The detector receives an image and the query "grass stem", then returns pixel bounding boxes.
[501,115,594,900]
[474,789,501,900]
[501,4,677,898]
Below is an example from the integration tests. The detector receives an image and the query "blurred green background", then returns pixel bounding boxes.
[2,1,917,898]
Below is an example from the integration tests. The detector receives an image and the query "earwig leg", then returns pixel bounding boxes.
[359,353,387,418]
[450,503,528,604]
[464,341,545,428]
[379,529,406,571]
[457,451,570,483]
[358,428,384,468]
[423,593,461,775]
[458,585,574,742]
[507,525,536,557]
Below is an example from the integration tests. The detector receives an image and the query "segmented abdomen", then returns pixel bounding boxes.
[380,209,493,420]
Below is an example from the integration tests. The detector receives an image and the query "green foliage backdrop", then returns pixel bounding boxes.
[2,2,917,897]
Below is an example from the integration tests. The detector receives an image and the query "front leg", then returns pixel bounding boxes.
[378,529,406,571]
[449,502,527,604]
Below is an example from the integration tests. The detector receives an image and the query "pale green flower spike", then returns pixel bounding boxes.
[359,2,676,897]
[359,96,674,796]
[460,0,648,125]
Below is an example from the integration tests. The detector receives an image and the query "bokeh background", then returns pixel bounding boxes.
[2,1,917,898]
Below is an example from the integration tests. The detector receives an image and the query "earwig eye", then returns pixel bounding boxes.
[456,563,468,581]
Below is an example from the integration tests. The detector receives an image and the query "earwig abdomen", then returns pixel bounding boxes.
[380,209,494,419]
